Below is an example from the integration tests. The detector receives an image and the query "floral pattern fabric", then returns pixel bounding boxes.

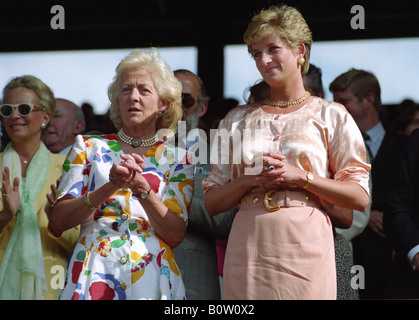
[57,134,193,300]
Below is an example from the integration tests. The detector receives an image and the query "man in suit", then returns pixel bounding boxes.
[329,69,405,299]
[384,129,419,298]
[173,69,236,300]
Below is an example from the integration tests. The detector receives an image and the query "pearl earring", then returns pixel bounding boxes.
[298,57,305,66]
[41,123,46,129]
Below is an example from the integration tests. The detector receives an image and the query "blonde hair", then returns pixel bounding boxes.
[243,4,312,75]
[108,48,182,132]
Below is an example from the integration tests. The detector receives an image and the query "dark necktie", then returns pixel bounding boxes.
[362,133,373,160]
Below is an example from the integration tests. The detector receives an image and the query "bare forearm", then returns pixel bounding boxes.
[258,152,370,212]
[50,182,118,232]
[326,206,353,229]
[136,190,186,248]
[205,175,253,216]
[303,173,369,212]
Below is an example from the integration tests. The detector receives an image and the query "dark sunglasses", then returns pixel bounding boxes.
[0,103,46,118]
[181,93,196,109]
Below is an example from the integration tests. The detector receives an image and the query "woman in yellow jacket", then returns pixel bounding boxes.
[0,75,79,300]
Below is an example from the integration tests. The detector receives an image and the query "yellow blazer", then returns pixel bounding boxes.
[0,152,80,300]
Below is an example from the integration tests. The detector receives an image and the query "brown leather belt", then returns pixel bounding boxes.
[239,189,320,212]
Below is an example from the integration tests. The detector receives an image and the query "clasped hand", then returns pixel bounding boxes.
[244,152,305,189]
[109,153,148,190]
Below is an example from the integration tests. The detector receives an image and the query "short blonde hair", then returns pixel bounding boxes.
[243,4,312,76]
[108,49,182,133]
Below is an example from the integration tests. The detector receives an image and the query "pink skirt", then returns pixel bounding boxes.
[223,206,336,300]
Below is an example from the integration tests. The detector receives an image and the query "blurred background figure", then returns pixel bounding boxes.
[330,68,406,299]
[384,129,419,298]
[392,99,419,136]
[173,69,236,300]
[243,79,270,105]
[44,98,85,155]
[303,63,324,98]
[304,63,371,300]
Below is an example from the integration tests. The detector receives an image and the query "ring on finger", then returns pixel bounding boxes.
[1,192,8,197]
[268,165,275,171]
[110,176,117,182]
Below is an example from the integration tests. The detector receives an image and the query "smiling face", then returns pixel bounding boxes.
[118,68,167,137]
[2,87,50,143]
[251,34,302,88]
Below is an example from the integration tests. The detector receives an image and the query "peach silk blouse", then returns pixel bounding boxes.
[203,97,371,206]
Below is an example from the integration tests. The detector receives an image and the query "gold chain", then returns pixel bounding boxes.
[264,91,311,108]
[118,129,158,148]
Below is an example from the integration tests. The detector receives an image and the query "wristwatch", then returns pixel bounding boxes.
[136,186,152,199]
[302,171,313,189]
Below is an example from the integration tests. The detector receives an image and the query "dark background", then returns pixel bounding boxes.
[1,0,418,116]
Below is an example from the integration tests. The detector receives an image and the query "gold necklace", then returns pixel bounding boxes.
[264,91,311,108]
[118,129,158,148]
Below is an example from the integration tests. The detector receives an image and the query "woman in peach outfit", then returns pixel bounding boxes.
[203,4,370,300]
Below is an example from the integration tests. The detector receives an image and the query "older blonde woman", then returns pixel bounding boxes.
[49,49,193,300]
[0,75,79,300]
[204,5,370,299]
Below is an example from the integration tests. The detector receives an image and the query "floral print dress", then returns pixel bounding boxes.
[57,134,194,300]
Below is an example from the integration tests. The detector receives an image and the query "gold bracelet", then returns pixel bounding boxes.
[84,192,98,211]
[302,171,314,189]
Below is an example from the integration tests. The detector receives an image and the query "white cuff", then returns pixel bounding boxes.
[407,244,419,270]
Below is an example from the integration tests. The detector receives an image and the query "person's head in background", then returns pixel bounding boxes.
[303,63,324,98]
[45,98,85,154]
[244,79,270,104]
[174,69,209,132]
[393,99,419,135]
[329,68,381,133]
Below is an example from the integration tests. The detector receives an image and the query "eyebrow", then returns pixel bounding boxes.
[252,41,280,53]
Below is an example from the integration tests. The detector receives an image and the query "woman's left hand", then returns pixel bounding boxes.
[109,153,148,189]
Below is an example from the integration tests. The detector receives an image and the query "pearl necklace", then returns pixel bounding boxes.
[118,129,158,148]
[264,91,311,108]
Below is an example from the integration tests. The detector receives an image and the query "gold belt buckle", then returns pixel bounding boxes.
[264,190,280,212]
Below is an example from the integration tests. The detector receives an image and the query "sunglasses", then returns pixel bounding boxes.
[181,93,196,109]
[0,103,46,118]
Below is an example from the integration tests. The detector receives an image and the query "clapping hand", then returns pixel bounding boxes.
[1,166,20,220]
